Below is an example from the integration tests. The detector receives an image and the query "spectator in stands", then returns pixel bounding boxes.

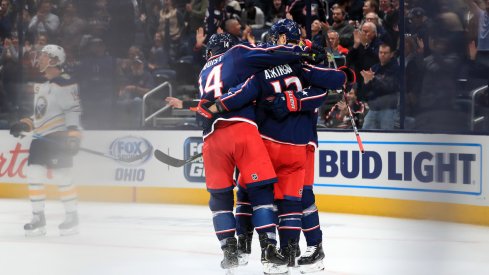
[106,0,136,58]
[148,32,170,71]
[224,18,255,44]
[27,0,60,41]
[361,43,400,130]
[364,12,392,47]
[58,2,86,53]
[185,0,208,32]
[287,0,327,26]
[407,7,430,56]
[204,0,227,37]
[241,0,265,29]
[404,34,423,128]
[347,22,382,95]
[311,19,325,46]
[2,31,21,113]
[327,30,349,56]
[0,0,14,40]
[414,13,467,132]
[77,37,117,130]
[331,7,355,49]
[464,0,489,67]
[324,84,367,129]
[116,56,155,129]
[158,0,183,58]
[266,0,286,26]
[363,0,379,17]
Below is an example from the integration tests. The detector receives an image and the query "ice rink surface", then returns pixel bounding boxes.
[1,199,489,275]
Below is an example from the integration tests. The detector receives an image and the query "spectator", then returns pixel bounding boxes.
[158,0,183,44]
[464,0,489,67]
[347,22,382,95]
[185,0,208,32]
[224,18,254,44]
[364,11,393,47]
[324,85,367,129]
[331,7,355,49]
[407,7,430,56]
[77,38,117,130]
[27,0,60,41]
[266,0,286,26]
[2,31,21,113]
[58,2,86,53]
[115,56,155,129]
[204,0,227,38]
[361,43,400,130]
[241,1,265,29]
[0,0,14,40]
[327,29,349,59]
[363,0,380,17]
[414,13,467,131]
[287,0,327,26]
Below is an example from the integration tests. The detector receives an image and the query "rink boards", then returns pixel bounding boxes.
[0,130,488,226]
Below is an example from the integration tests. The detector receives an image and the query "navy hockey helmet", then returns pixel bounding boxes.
[206,33,238,59]
[268,19,302,45]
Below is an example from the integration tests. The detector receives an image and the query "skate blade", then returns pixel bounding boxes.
[224,267,237,275]
[263,262,289,275]
[60,227,79,236]
[299,260,325,274]
[238,253,250,266]
[25,227,47,237]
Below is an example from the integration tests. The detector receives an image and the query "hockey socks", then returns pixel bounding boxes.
[301,188,322,246]
[276,199,302,246]
[209,191,236,243]
[247,184,277,240]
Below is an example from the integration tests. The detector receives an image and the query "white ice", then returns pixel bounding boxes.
[1,199,489,275]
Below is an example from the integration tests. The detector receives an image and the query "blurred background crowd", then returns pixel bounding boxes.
[0,0,487,133]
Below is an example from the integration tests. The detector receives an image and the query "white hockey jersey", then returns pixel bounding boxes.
[32,73,82,136]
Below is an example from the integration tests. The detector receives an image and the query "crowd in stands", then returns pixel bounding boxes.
[0,0,487,132]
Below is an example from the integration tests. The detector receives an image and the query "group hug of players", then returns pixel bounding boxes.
[196,18,355,275]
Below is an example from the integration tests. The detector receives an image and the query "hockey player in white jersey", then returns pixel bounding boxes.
[9,44,82,237]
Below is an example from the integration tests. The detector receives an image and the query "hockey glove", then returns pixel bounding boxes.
[9,118,33,138]
[264,90,301,120]
[338,66,356,85]
[63,128,81,156]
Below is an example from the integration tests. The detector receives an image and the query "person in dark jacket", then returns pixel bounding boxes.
[361,43,399,129]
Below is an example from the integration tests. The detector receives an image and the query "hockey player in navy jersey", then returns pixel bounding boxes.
[203,19,355,273]
[196,32,313,274]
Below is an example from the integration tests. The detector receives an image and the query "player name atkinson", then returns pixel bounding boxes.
[264,64,293,80]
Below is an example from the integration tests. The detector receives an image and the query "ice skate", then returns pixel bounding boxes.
[298,242,325,274]
[280,239,300,268]
[221,237,239,274]
[237,232,253,266]
[59,212,79,236]
[259,234,288,275]
[24,212,46,237]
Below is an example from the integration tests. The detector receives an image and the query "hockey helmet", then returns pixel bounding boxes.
[268,19,302,45]
[206,33,238,59]
[41,44,66,67]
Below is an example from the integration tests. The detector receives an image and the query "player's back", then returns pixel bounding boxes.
[255,62,318,145]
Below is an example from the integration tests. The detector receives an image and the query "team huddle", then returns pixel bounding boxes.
[196,19,355,274]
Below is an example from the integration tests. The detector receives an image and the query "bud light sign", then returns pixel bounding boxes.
[317,141,482,195]
[183,137,205,183]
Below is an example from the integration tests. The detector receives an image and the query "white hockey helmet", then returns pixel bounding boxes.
[41,44,66,67]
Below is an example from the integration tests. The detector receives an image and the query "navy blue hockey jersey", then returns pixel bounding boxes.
[220,63,346,145]
[198,43,308,137]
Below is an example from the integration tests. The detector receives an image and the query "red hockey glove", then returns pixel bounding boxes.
[338,66,356,85]
[196,99,215,119]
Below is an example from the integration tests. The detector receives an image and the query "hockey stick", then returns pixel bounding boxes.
[21,132,151,163]
[323,38,365,154]
[154,149,202,167]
